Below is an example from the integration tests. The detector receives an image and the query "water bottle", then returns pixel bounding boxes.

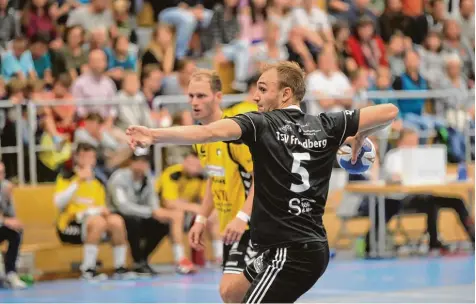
[458,162,468,181]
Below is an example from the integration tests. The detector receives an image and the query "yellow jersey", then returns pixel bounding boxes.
[156,163,207,205]
[193,139,253,232]
[223,100,258,117]
[55,169,106,231]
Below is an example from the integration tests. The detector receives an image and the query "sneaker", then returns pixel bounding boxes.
[5,272,27,289]
[112,267,137,280]
[429,241,451,256]
[81,268,108,281]
[176,258,196,275]
[133,263,157,276]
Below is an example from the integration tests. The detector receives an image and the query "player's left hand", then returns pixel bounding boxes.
[349,135,366,164]
[222,217,247,245]
[126,125,153,150]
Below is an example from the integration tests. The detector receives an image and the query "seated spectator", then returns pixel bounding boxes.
[416,30,445,88]
[66,0,114,33]
[54,143,132,280]
[86,27,109,51]
[441,18,475,80]
[161,58,196,97]
[250,21,289,75]
[306,45,352,114]
[107,153,196,275]
[347,16,388,72]
[21,0,56,40]
[105,35,137,86]
[29,32,53,86]
[0,161,26,289]
[163,110,194,167]
[72,49,117,128]
[345,0,378,31]
[291,0,333,44]
[223,74,259,117]
[381,129,475,253]
[0,0,19,50]
[74,113,130,175]
[115,71,155,132]
[240,0,268,45]
[267,0,294,47]
[157,151,222,264]
[140,24,177,76]
[456,0,474,45]
[332,21,355,74]
[111,0,138,44]
[62,25,89,81]
[386,32,408,78]
[378,0,413,43]
[158,0,214,59]
[425,0,447,34]
[201,1,250,92]
[1,36,37,82]
[349,67,371,108]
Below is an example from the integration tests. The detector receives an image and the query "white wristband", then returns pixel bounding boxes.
[236,211,250,223]
[195,215,207,225]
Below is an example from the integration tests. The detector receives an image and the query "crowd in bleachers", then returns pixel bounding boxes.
[0,0,474,289]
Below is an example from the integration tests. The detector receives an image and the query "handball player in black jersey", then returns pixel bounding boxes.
[126,61,399,303]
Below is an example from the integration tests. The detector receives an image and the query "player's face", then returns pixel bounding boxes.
[188,80,221,123]
[253,69,281,112]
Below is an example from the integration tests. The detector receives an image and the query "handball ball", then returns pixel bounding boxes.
[337,138,376,174]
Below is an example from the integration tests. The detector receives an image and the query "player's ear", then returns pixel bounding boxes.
[215,91,223,103]
[282,87,292,103]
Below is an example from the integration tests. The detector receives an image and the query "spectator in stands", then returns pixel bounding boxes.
[29,32,53,86]
[74,113,130,174]
[441,18,475,80]
[158,0,214,59]
[349,68,371,108]
[347,16,388,71]
[54,143,132,280]
[456,0,474,44]
[140,24,177,75]
[0,161,26,289]
[345,0,378,31]
[386,32,408,77]
[140,64,163,108]
[306,45,352,114]
[201,0,250,92]
[378,0,413,43]
[416,30,445,88]
[1,36,37,82]
[67,0,114,33]
[291,0,333,44]
[0,0,19,50]
[163,110,194,167]
[382,128,475,253]
[425,0,447,34]
[105,35,137,86]
[62,25,88,81]
[72,49,117,128]
[87,27,109,51]
[223,74,258,116]
[111,0,138,44]
[332,21,355,74]
[267,0,294,46]
[116,72,155,132]
[108,153,196,275]
[327,0,351,21]
[250,21,289,75]
[162,58,196,96]
[240,0,268,44]
[21,0,56,40]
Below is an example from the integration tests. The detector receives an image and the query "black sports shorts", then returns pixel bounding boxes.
[222,229,258,274]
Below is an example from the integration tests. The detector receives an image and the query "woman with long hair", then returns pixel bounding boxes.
[140,23,177,76]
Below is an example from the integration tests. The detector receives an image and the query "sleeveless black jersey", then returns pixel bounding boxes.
[228,107,360,250]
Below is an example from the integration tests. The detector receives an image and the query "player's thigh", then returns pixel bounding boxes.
[153,208,181,223]
[243,244,329,304]
[57,221,83,245]
[142,217,170,240]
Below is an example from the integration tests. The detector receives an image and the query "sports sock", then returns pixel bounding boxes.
[173,244,185,263]
[212,239,223,260]
[82,244,99,271]
[113,245,127,269]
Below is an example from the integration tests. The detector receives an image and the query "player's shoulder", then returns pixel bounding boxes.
[163,164,185,181]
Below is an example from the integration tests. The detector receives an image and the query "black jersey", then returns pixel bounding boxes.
[228,106,360,250]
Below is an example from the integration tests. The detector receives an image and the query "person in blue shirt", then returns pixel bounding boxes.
[105,35,136,86]
[29,32,53,86]
[1,36,37,82]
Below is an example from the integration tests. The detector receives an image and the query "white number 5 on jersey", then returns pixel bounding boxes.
[290,153,310,193]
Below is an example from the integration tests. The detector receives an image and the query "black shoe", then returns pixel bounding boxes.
[429,241,451,256]
[133,263,158,276]
[112,267,137,280]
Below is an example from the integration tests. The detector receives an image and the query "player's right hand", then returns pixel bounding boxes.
[126,125,153,150]
[189,222,206,251]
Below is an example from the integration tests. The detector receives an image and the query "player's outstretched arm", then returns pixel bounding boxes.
[356,104,399,137]
[126,119,243,149]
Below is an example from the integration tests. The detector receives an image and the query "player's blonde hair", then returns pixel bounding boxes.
[260,61,306,103]
[190,69,222,93]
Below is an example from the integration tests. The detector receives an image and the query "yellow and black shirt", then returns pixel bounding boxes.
[156,163,207,205]
[55,168,107,232]
[223,100,258,117]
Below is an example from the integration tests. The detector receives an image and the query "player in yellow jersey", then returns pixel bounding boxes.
[185,69,258,303]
